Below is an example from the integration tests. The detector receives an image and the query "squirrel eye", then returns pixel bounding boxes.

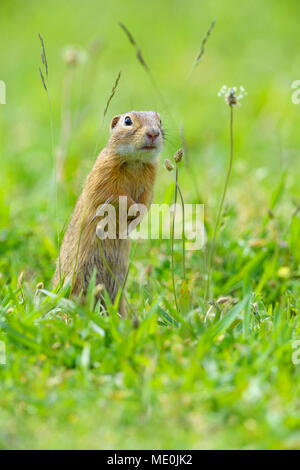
[124,116,132,126]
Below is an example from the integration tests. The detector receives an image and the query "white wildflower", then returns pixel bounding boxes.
[218,85,247,106]
[62,45,88,67]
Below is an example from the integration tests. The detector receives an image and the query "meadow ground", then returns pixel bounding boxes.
[0,0,300,449]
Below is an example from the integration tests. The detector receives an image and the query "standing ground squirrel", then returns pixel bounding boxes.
[53,111,164,316]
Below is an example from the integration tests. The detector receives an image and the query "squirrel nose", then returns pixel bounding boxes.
[146,129,160,143]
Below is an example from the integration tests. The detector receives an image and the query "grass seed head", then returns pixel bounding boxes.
[39,66,47,92]
[164,159,174,172]
[38,32,48,77]
[174,148,183,163]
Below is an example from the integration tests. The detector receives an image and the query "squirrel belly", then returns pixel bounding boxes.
[53,111,164,316]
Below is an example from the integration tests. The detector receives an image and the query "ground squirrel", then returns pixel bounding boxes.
[53,111,164,316]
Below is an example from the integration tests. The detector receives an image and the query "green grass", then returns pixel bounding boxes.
[0,0,300,449]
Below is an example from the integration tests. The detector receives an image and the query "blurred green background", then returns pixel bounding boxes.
[0,0,300,450]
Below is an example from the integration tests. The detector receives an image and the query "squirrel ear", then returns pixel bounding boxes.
[110,115,121,130]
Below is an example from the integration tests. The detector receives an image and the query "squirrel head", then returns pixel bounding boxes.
[108,111,164,162]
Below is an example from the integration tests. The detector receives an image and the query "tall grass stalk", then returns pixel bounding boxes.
[93,70,122,158]
[119,22,176,128]
[171,156,186,281]
[205,105,234,303]
[171,175,186,279]
[39,34,55,213]
[165,149,186,316]
[103,70,122,119]
[38,33,61,281]
[170,164,180,315]
[187,19,216,81]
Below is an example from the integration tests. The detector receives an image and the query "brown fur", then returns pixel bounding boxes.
[53,111,164,316]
